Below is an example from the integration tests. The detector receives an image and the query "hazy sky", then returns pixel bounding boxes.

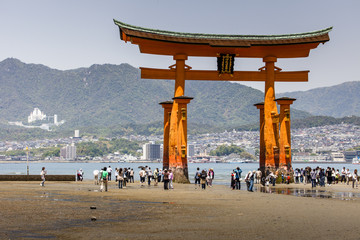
[1,0,359,93]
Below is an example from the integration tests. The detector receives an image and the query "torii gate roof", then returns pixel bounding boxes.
[114,19,331,58]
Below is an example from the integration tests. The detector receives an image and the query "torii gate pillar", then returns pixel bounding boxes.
[276,97,296,169]
[254,102,265,169]
[159,101,173,170]
[169,54,193,183]
[263,56,280,168]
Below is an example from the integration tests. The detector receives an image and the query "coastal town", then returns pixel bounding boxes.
[1,123,360,164]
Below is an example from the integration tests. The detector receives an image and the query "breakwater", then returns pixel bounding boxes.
[0,175,75,181]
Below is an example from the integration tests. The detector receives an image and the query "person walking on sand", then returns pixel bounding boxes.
[40,167,46,187]
[346,168,351,185]
[123,168,128,188]
[255,169,262,184]
[114,168,119,183]
[207,168,214,187]
[130,168,134,183]
[153,168,159,186]
[93,169,99,185]
[117,168,124,189]
[107,166,112,181]
[244,171,251,190]
[248,170,255,192]
[163,169,169,190]
[158,169,163,183]
[311,169,317,188]
[200,169,207,190]
[341,167,346,183]
[147,167,153,186]
[169,169,174,189]
[234,167,242,190]
[139,167,146,187]
[231,170,236,190]
[101,167,108,192]
[319,168,325,187]
[194,167,201,188]
[326,167,332,186]
[352,169,358,189]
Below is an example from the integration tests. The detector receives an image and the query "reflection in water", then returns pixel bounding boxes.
[256,186,360,200]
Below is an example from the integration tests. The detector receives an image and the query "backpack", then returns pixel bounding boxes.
[235,170,240,179]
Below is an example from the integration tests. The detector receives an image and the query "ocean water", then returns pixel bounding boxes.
[0,162,358,186]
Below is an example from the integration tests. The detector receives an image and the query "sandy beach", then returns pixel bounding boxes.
[0,180,360,240]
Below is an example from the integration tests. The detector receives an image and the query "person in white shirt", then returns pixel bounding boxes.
[114,168,119,183]
[130,169,134,183]
[107,166,112,181]
[169,169,174,189]
[147,167,153,186]
[346,168,351,185]
[139,168,146,186]
[341,167,346,183]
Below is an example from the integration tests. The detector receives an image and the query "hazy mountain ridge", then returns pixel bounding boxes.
[279,81,360,117]
[0,58,273,129]
[1,58,360,139]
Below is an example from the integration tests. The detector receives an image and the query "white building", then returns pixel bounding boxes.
[28,108,47,123]
[54,114,58,125]
[142,141,161,160]
[60,143,77,160]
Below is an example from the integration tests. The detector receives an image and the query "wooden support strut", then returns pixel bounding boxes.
[140,67,308,82]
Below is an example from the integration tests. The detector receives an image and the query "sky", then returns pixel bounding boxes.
[1,0,359,93]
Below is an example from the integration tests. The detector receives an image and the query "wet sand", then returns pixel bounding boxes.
[0,181,359,240]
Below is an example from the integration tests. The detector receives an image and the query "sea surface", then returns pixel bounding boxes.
[1,162,358,185]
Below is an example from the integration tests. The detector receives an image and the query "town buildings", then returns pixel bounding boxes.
[142,141,161,161]
[1,123,360,163]
[60,143,77,160]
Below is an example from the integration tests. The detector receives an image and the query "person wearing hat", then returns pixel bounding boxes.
[244,171,252,191]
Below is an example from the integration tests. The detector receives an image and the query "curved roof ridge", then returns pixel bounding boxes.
[114,19,332,41]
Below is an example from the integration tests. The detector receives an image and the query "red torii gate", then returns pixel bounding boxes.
[114,20,331,182]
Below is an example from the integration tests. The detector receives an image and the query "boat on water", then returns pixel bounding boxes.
[352,157,360,164]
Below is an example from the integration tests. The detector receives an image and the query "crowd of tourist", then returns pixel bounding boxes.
[291,166,359,189]
[91,166,217,192]
[194,167,215,189]
[55,165,360,192]
[226,165,360,192]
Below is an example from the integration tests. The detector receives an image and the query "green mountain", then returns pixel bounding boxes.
[0,58,310,134]
[279,81,360,117]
